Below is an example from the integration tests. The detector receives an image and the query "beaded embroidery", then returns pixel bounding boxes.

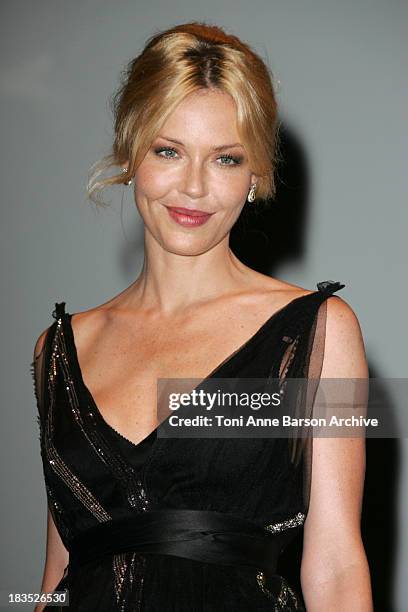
[255,512,306,609]
[56,316,150,513]
[114,552,146,611]
[44,317,111,522]
[256,572,303,610]
[45,482,71,544]
[264,511,306,534]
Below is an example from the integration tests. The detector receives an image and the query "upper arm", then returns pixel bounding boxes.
[301,296,369,586]
[45,508,69,569]
[32,327,52,420]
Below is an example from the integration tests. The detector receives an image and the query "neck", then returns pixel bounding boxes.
[123,233,251,315]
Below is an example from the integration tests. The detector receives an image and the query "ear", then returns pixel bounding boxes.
[250,172,259,186]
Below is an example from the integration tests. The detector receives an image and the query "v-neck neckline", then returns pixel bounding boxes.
[61,290,318,452]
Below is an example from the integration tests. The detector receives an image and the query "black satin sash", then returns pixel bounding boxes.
[68,509,300,580]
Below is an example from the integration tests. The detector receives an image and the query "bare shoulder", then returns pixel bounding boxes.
[246,270,316,300]
[265,273,364,335]
[321,295,368,378]
[253,272,368,377]
[66,282,136,343]
[249,276,318,321]
[67,304,112,354]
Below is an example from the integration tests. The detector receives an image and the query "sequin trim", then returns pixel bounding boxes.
[44,317,111,522]
[45,482,71,543]
[113,552,146,611]
[264,511,306,534]
[256,573,304,610]
[255,512,306,609]
[56,317,150,513]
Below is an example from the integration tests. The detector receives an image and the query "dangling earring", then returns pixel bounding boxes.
[247,183,257,203]
[122,167,133,186]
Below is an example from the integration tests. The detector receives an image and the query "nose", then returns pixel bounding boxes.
[180,159,208,199]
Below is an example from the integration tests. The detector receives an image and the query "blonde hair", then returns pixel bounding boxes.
[87,21,281,206]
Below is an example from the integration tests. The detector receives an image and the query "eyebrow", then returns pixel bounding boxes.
[157,135,244,151]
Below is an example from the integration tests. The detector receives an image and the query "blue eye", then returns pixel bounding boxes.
[218,154,242,166]
[154,146,178,159]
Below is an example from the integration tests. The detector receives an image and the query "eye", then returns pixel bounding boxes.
[154,146,179,159]
[217,154,242,166]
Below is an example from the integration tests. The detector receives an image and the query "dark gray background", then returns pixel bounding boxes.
[0,0,406,609]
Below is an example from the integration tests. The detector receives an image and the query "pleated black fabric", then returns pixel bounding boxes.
[31,280,345,611]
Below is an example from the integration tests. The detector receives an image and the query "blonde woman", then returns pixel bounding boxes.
[32,22,373,611]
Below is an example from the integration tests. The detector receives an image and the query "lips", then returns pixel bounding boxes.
[165,205,214,227]
[167,206,213,217]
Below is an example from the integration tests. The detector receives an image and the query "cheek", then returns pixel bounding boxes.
[134,161,177,200]
[216,174,249,209]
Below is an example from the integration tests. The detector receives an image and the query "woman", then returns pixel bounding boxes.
[32,22,373,611]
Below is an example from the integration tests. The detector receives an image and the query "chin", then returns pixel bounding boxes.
[159,234,218,257]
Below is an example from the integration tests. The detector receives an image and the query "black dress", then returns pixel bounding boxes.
[31,280,345,611]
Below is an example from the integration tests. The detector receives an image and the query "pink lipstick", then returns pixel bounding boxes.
[166,206,214,227]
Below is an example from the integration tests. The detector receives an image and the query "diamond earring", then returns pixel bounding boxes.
[247,183,257,203]
[122,167,133,186]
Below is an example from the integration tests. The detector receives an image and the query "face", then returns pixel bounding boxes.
[131,88,258,256]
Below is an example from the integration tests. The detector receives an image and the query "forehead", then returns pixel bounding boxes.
[159,89,242,147]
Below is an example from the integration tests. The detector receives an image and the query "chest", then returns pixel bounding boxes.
[70,320,277,446]
[65,301,304,447]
